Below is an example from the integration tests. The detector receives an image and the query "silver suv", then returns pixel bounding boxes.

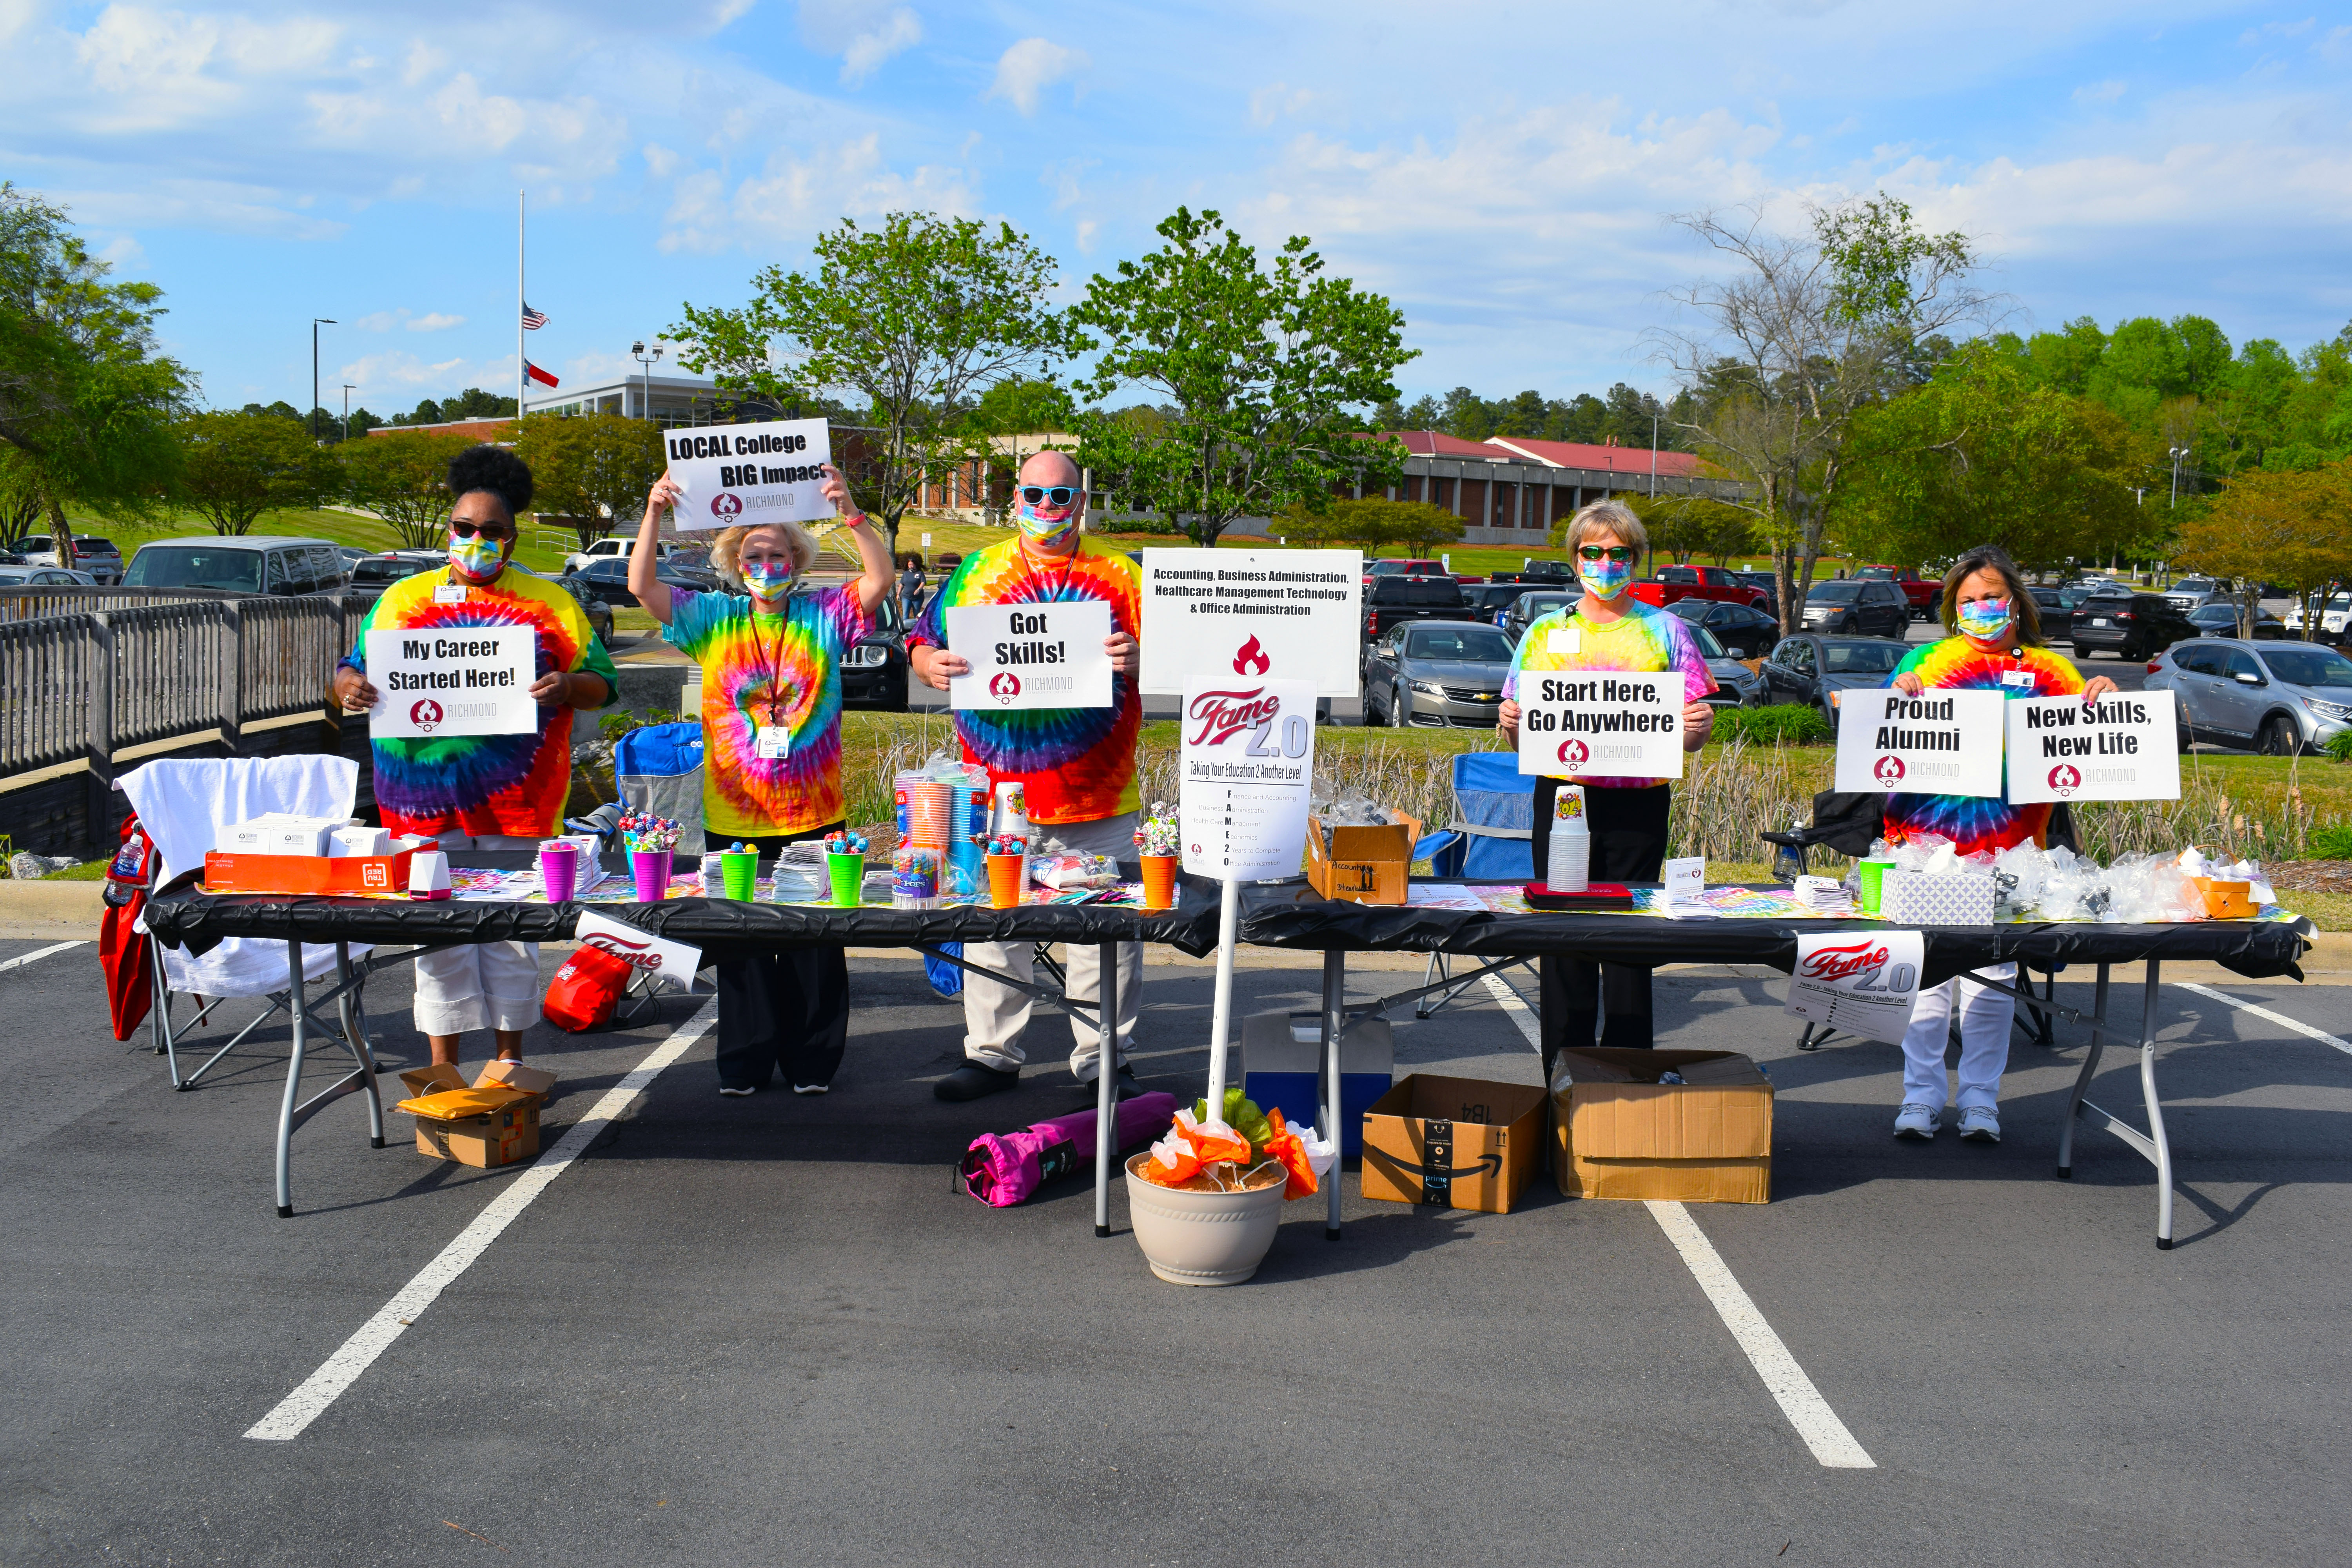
[2144,637,2352,754]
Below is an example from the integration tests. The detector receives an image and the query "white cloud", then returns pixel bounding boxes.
[986,37,1086,116]
[659,132,979,253]
[1249,82,1312,129]
[408,312,464,332]
[352,308,469,334]
[2073,79,2125,107]
[797,0,922,85]
[841,7,920,85]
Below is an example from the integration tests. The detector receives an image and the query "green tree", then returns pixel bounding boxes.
[174,409,336,534]
[2176,461,2352,638]
[1071,207,1414,548]
[674,212,1077,555]
[339,430,476,549]
[513,412,667,551]
[0,184,189,561]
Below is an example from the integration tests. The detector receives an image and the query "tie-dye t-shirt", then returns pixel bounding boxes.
[1879,637,2084,857]
[342,566,619,839]
[1503,601,1717,788]
[663,586,874,838]
[909,536,1141,825]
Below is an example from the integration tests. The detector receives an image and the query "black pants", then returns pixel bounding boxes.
[707,826,849,1091]
[1530,780,1671,1070]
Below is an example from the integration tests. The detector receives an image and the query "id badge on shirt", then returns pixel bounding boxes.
[1546,627,1581,656]
[433,583,468,605]
[754,726,791,761]
[2001,669,2036,691]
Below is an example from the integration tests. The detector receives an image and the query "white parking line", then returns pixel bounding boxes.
[0,940,87,975]
[2174,981,2352,1057]
[245,1001,717,1441]
[1480,968,1873,1468]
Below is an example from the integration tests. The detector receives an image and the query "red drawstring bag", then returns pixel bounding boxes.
[99,815,157,1042]
[541,944,634,1032]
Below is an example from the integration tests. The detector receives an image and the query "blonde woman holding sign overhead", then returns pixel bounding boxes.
[1497,500,1716,1079]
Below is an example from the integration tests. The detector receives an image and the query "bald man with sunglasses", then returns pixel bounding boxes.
[906,450,1145,1105]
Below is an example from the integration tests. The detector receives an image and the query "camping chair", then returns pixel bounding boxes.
[1761,789,2069,1052]
[1404,751,1537,1018]
[614,721,704,849]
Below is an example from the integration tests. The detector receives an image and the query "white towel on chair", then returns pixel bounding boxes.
[120,755,371,997]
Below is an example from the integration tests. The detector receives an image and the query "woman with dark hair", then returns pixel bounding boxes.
[1872,544,2116,1144]
[332,443,619,1068]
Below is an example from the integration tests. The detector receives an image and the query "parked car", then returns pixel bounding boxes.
[1363,557,1446,588]
[1361,620,1515,729]
[1798,578,1909,638]
[2188,603,2285,640]
[2069,590,2197,661]
[1467,583,1541,624]
[1853,565,1940,619]
[1731,570,1780,617]
[23,534,123,584]
[1630,563,1772,613]
[560,556,715,609]
[123,536,348,595]
[0,566,96,587]
[1687,622,1766,708]
[1487,559,1575,588]
[2147,638,2352,755]
[1664,597,1781,659]
[1499,590,1575,645]
[1759,634,1911,721]
[2283,591,2350,644]
[1360,575,1473,641]
[2163,575,2227,613]
[837,590,910,711]
[562,536,677,573]
[550,574,617,646]
[348,550,446,586]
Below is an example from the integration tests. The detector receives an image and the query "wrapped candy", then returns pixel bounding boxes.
[1133,804,1180,858]
[1259,1106,1318,1199]
[1142,1125,1203,1187]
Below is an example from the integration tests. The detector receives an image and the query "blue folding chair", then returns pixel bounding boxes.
[1408,751,1536,1018]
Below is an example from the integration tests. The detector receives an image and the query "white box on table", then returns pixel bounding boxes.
[1880,869,1996,926]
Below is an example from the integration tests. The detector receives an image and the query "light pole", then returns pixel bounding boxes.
[341,384,356,442]
[632,340,663,422]
[311,318,336,443]
[2169,446,2190,508]
[1649,411,1659,497]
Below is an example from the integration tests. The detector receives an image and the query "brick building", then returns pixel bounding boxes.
[1373,432,1744,545]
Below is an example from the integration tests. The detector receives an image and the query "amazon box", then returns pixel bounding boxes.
[1306,811,1422,906]
[1552,1049,1772,1204]
[396,1060,556,1169]
[1360,1074,1546,1214]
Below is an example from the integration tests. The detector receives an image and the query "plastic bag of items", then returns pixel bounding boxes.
[2103,852,2200,925]
[1028,845,1121,891]
[2181,845,2277,907]
[1312,794,1396,855]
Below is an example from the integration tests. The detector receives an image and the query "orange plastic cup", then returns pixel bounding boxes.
[987,853,1023,909]
[1141,854,1177,911]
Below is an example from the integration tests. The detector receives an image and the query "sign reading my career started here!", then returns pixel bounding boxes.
[1178,676,1317,880]
[1514,670,1687,780]
[942,601,1114,711]
[662,417,835,533]
[1832,687,2007,798]
[1138,548,1362,699]
[365,626,537,739]
[2005,688,2181,804]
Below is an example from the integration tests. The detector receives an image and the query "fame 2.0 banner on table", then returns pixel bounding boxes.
[662,417,834,533]
[1514,670,1687,780]
[1178,676,1317,879]
[1782,929,1924,1045]
[942,601,1113,711]
[1139,548,1361,698]
[573,909,702,992]
[1833,688,2006,797]
[2005,689,2181,804]
[365,626,537,739]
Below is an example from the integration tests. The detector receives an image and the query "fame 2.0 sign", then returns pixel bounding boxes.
[1178,676,1316,879]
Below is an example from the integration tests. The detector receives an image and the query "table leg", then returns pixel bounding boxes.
[335,942,385,1150]
[274,938,307,1219]
[2057,963,2111,1179]
[1322,949,1345,1242]
[1094,940,1118,1239]
[2141,959,2174,1250]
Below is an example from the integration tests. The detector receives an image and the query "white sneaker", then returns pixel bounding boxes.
[718,1085,755,1098]
[791,1083,829,1096]
[1893,1103,1941,1140]
[1956,1105,2001,1143]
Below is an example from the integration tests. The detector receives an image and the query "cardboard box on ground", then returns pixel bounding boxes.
[1359,1074,1548,1214]
[395,1060,557,1168]
[1552,1049,1773,1204]
[1306,811,1423,906]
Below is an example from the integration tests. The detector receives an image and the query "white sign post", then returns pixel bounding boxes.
[1833,688,2006,797]
[662,417,835,532]
[365,627,537,739]
[1139,548,1362,698]
[1514,671,1687,780]
[942,601,1113,711]
[2005,690,2181,804]
[1784,929,1924,1045]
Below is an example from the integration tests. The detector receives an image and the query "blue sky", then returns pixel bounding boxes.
[5,0,2347,418]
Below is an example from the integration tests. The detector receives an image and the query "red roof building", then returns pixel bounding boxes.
[1363,430,1737,546]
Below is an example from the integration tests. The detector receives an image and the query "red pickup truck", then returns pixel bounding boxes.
[1628,563,1771,612]
[1853,566,1938,619]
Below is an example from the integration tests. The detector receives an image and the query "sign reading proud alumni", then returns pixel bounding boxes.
[663,417,835,532]
[1139,548,1361,698]
[1833,688,2005,797]
[1514,671,1687,780]
[2005,689,2181,804]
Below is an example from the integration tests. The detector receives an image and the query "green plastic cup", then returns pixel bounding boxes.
[721,849,758,900]
[1857,858,1894,915]
[827,851,863,907]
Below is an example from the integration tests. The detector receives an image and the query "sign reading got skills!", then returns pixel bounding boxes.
[1833,688,2005,797]
[1514,672,1686,780]
[662,417,835,533]
[365,626,537,739]
[2005,689,2180,804]
[942,601,1113,711]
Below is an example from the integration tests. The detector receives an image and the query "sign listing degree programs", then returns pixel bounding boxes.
[1833,687,2006,797]
[366,626,537,739]
[1515,673,1686,781]
[2005,688,2181,804]
[663,416,835,533]
[942,601,1114,712]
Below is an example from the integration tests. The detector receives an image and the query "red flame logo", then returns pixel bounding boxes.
[1873,754,1906,786]
[1555,737,1589,767]
[410,698,443,733]
[989,671,1022,704]
[2047,762,2081,796]
[1232,635,1270,675]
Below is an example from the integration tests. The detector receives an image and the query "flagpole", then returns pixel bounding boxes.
[516,189,526,425]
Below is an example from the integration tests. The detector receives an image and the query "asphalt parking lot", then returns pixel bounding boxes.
[4,932,2349,1566]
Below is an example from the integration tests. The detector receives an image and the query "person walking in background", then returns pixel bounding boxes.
[628,463,893,1097]
[896,555,926,618]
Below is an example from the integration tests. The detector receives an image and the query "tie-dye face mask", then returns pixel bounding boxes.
[1016,498,1078,546]
[1957,597,2014,640]
[448,533,506,579]
[741,558,797,599]
[1577,556,1634,598]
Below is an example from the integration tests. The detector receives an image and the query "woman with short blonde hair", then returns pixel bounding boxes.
[708,520,819,588]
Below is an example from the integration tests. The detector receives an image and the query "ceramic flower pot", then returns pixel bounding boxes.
[1124,1153,1287,1286]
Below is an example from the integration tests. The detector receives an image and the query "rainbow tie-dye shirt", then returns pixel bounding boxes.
[1878,637,2084,857]
[909,536,1141,824]
[1503,601,1716,787]
[664,586,874,838]
[342,566,619,838]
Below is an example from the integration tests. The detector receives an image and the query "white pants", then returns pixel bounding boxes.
[961,811,1141,1080]
[411,834,544,1037]
[1899,963,2016,1112]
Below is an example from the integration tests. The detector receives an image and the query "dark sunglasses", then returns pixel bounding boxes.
[450,520,515,542]
[1019,485,1078,506]
[1577,544,1635,563]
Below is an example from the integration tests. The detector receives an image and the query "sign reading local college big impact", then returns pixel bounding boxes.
[2005,689,2180,804]
[662,417,835,533]
[1832,688,2005,798]
[942,601,1113,711]
[1514,672,1687,780]
[1178,676,1316,880]
[365,626,537,739]
[1138,548,1361,699]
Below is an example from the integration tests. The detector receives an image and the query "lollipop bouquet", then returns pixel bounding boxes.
[1132,804,1180,859]
[619,813,682,902]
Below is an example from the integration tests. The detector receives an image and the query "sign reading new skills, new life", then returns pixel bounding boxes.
[663,417,835,532]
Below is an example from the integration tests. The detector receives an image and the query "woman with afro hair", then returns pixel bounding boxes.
[334,443,620,1069]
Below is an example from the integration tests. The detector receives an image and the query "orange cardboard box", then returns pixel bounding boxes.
[396,1060,556,1169]
[1306,811,1423,906]
[2191,877,2254,920]
[203,847,425,896]
[1359,1074,1547,1213]
[1552,1048,1773,1204]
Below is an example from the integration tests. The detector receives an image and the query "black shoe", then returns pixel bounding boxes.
[1076,1063,1142,1107]
[934,1062,1020,1102]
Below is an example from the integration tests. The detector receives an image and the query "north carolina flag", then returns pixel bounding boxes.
[525,361,559,388]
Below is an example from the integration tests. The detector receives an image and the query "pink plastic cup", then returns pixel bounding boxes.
[538,841,579,903]
[631,849,669,902]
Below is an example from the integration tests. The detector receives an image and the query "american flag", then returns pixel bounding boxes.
[521,300,548,330]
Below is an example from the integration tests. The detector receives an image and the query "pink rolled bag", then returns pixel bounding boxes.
[957,1092,1179,1208]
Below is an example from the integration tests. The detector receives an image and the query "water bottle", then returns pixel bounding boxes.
[1547,785,1590,893]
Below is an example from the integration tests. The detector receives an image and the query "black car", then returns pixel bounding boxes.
[561,557,716,608]
[1665,597,1781,659]
[1500,590,1576,644]
[1733,570,1780,617]
[1361,575,1474,641]
[834,590,909,710]
[1759,635,1911,720]
[350,550,445,586]
[2188,603,2285,641]
[2070,591,2198,660]
[1798,578,1909,638]
[1467,583,1541,624]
